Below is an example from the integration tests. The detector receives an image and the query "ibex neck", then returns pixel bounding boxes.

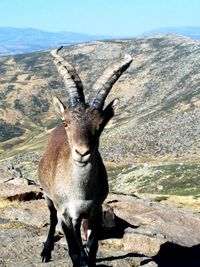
[70,148,99,175]
[67,149,101,200]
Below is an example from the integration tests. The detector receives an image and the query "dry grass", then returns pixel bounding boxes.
[0,221,24,230]
[163,195,200,212]
[0,199,20,209]
[146,194,200,212]
[99,239,124,250]
[104,161,129,171]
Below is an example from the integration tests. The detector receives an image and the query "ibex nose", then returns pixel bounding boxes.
[75,149,90,157]
[73,146,91,164]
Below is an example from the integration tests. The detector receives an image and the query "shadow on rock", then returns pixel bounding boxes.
[141,242,200,267]
[97,252,144,263]
[97,215,141,265]
[98,214,138,240]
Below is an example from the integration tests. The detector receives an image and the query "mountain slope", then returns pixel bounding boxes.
[1,35,200,195]
[1,34,200,160]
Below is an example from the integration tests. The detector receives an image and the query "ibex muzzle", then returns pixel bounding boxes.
[39,46,132,266]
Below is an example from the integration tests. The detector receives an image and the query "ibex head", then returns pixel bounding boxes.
[51,47,132,166]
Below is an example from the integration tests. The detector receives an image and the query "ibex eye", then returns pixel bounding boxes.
[62,120,68,127]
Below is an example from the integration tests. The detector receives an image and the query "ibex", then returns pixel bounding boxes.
[38,46,132,267]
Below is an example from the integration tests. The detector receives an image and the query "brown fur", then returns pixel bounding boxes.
[38,102,112,265]
[38,48,131,266]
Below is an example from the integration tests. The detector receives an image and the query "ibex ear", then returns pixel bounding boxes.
[100,98,119,131]
[109,98,119,111]
[52,96,66,118]
[103,98,119,115]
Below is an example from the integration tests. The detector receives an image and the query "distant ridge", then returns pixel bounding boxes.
[1,26,200,56]
[0,27,109,56]
[141,26,200,40]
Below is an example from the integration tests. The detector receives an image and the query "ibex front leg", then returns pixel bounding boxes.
[86,209,102,267]
[62,215,88,267]
[41,196,58,262]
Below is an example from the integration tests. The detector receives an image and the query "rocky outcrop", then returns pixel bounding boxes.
[0,179,200,266]
[0,163,42,202]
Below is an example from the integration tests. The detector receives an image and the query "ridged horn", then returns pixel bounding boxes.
[50,46,85,108]
[89,54,133,109]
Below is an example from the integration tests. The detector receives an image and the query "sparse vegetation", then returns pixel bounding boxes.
[108,162,200,197]
[1,35,200,196]
[0,84,15,100]
[0,120,25,142]
[0,199,19,209]
[14,99,25,111]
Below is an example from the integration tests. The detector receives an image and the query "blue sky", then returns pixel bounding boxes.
[0,0,200,36]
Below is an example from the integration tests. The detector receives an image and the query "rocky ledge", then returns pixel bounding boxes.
[0,169,200,267]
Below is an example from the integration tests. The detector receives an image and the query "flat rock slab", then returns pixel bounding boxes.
[0,223,72,267]
[106,193,200,248]
[1,188,200,266]
[1,199,49,227]
[0,222,144,267]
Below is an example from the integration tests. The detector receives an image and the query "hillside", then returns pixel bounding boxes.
[1,34,200,196]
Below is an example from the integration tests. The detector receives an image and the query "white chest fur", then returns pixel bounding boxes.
[59,162,97,220]
[65,199,93,220]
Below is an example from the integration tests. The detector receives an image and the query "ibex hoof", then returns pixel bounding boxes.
[41,248,52,263]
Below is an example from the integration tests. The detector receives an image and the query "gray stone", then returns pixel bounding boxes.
[123,232,165,257]
[102,203,115,228]
[106,193,200,248]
